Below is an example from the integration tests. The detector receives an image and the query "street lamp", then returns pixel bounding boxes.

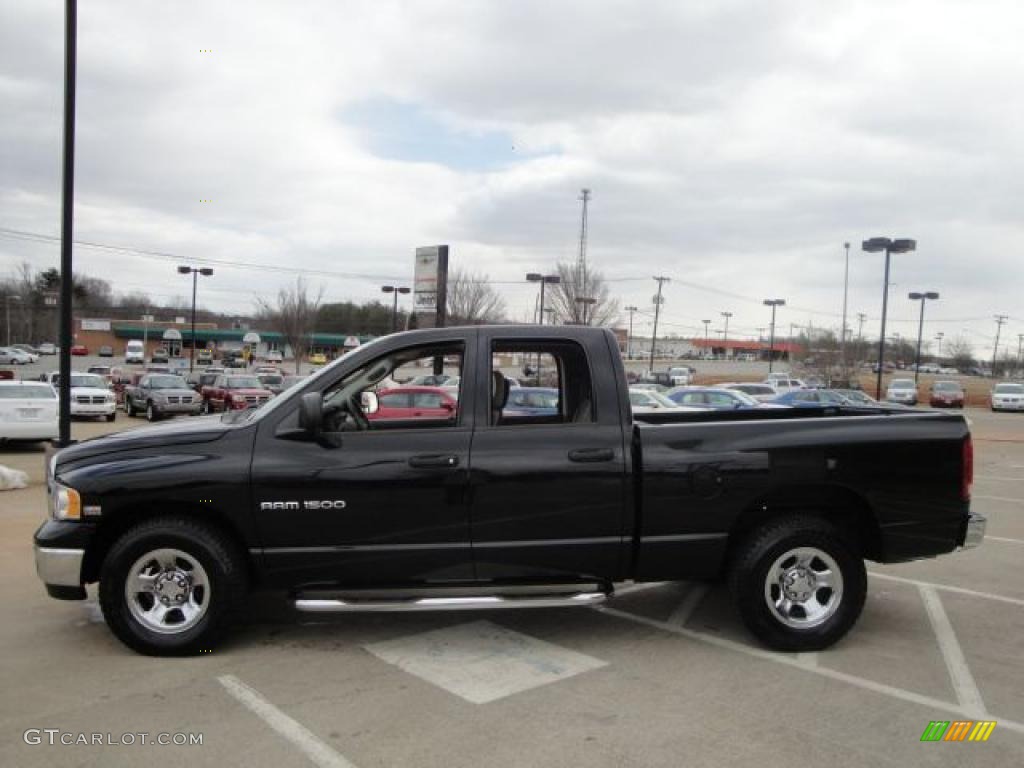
[575,296,596,325]
[841,242,850,373]
[381,285,411,332]
[908,291,939,383]
[624,305,638,359]
[5,295,20,347]
[935,332,944,362]
[862,236,917,398]
[720,311,732,353]
[763,299,785,373]
[701,319,711,358]
[526,273,560,325]
[177,266,214,373]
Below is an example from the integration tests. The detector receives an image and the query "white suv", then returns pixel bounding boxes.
[765,377,807,394]
[886,378,918,405]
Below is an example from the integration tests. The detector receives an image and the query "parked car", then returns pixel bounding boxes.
[150,348,169,364]
[257,373,285,395]
[281,374,307,391]
[37,342,57,355]
[265,350,284,364]
[886,379,918,405]
[124,373,202,421]
[630,382,668,393]
[832,389,884,407]
[187,371,220,393]
[223,350,247,369]
[33,325,982,656]
[70,345,88,356]
[0,347,37,365]
[629,388,684,413]
[98,345,114,358]
[764,377,808,394]
[200,374,273,413]
[196,349,213,365]
[309,352,328,366]
[409,374,452,386]
[125,340,145,364]
[12,343,40,355]
[804,376,826,389]
[370,386,458,421]
[667,366,695,386]
[991,382,1024,412]
[929,381,965,408]
[0,381,58,442]
[666,387,772,410]
[772,390,854,407]
[43,371,116,421]
[504,386,560,416]
[720,382,778,402]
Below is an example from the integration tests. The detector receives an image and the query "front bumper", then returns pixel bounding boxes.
[959,513,987,549]
[34,520,96,599]
[34,546,84,587]
[992,400,1024,411]
[70,402,116,416]
[153,402,202,416]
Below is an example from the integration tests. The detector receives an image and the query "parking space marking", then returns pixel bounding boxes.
[868,572,1024,607]
[666,584,709,627]
[988,535,1024,544]
[218,675,358,768]
[595,606,1024,737]
[974,494,1023,505]
[974,474,1022,482]
[919,585,987,717]
[364,620,608,704]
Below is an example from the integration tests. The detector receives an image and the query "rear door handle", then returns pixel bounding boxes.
[408,454,460,469]
[568,448,615,463]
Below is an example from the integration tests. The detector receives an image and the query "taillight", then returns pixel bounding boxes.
[962,435,973,501]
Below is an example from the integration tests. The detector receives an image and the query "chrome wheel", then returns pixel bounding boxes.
[125,548,210,634]
[763,547,842,629]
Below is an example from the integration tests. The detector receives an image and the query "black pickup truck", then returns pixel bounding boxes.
[34,326,984,656]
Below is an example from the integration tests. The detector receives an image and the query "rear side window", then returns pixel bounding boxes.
[491,340,593,426]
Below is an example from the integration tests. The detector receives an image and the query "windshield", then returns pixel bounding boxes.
[149,375,188,389]
[226,376,262,389]
[890,380,914,389]
[727,390,759,406]
[68,374,107,389]
[259,375,284,386]
[995,383,1024,394]
[933,382,961,391]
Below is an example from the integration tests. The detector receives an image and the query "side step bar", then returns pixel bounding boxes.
[294,591,608,613]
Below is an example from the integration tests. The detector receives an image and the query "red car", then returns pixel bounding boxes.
[370,386,457,420]
[929,380,965,408]
[70,345,88,356]
[200,373,273,413]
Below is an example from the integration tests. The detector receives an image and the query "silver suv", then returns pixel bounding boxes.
[886,378,918,405]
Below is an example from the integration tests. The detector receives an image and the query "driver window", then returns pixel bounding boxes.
[319,343,464,432]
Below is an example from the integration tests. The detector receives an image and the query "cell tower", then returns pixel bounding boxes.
[577,188,591,289]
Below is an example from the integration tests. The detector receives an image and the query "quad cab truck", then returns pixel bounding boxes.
[34,326,983,656]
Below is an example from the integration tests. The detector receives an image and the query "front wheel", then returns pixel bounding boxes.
[125,399,135,417]
[729,515,866,652]
[146,403,158,422]
[105,413,116,423]
[98,517,247,655]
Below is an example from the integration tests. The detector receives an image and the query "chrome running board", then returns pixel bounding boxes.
[294,591,608,613]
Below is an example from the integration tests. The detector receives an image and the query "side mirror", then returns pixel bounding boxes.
[360,391,379,415]
[298,392,323,435]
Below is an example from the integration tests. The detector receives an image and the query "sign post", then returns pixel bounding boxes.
[413,245,449,329]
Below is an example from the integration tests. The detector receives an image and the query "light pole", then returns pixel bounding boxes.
[841,242,850,373]
[649,277,670,371]
[763,299,785,373]
[862,237,917,398]
[1017,333,1024,374]
[935,332,944,363]
[720,311,732,350]
[993,315,1008,377]
[177,266,214,373]
[381,285,411,332]
[526,273,560,325]
[5,295,20,346]
[575,296,596,325]
[908,291,939,384]
[141,313,154,357]
[624,305,638,359]
[701,319,711,357]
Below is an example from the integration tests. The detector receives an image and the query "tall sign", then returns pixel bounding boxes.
[413,245,449,328]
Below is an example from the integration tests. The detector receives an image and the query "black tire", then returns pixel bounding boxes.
[728,515,866,652]
[146,403,158,422]
[106,413,116,423]
[125,399,135,417]
[98,516,248,656]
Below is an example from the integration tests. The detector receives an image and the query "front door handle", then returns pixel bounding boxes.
[408,454,460,469]
[568,448,615,463]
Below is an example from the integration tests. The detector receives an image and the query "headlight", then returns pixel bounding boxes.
[106,392,115,402]
[51,483,82,520]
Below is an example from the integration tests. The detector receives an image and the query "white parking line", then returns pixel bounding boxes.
[868,572,1024,608]
[218,675,358,768]
[918,586,987,717]
[595,606,1024,736]
[974,474,1023,482]
[666,584,709,627]
[988,535,1024,544]
[973,494,1023,505]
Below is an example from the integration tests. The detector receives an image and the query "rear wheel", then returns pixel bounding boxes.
[125,399,135,417]
[99,517,247,655]
[729,515,866,651]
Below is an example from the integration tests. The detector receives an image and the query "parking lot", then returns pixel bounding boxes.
[1,409,1021,767]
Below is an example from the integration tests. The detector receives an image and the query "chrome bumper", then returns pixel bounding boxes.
[34,546,84,586]
[960,513,987,550]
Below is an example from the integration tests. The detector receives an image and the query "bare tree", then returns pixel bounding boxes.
[945,335,975,372]
[446,267,506,325]
[546,262,619,326]
[255,277,325,373]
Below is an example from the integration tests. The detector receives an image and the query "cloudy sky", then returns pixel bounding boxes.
[2,0,1022,354]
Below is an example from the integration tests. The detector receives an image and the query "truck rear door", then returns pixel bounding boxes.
[467,330,630,583]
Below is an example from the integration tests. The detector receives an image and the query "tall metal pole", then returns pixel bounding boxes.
[768,305,778,374]
[875,247,892,400]
[721,312,732,345]
[577,188,590,307]
[391,290,399,332]
[189,270,198,373]
[840,242,850,373]
[5,298,11,347]
[913,297,926,385]
[56,0,78,447]
[624,305,637,358]
[649,276,669,372]
[1017,333,1023,373]
[539,279,546,326]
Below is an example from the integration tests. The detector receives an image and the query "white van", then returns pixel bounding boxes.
[125,340,145,364]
